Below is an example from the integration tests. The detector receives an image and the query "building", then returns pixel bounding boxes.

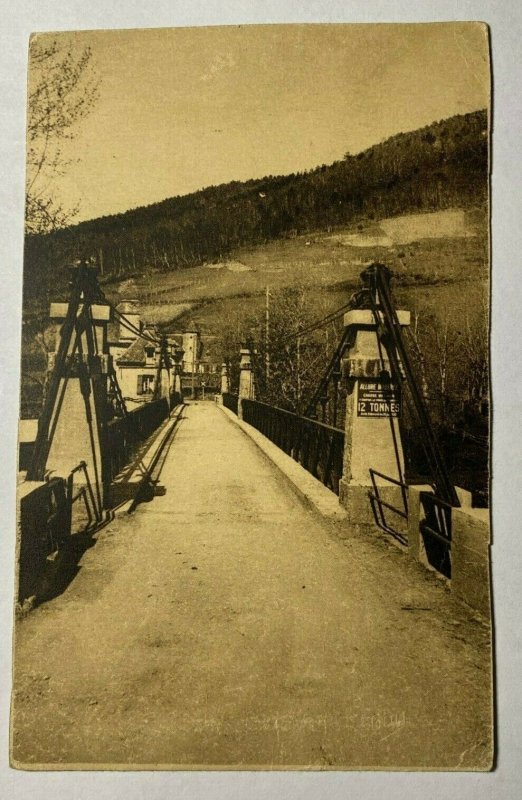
[108,301,165,406]
[108,304,221,403]
[169,323,221,399]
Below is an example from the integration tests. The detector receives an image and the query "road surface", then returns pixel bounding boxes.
[12,402,492,769]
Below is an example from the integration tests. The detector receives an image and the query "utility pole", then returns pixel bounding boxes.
[265,285,270,387]
[191,337,196,400]
[297,335,301,413]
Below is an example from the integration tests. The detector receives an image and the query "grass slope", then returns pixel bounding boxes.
[100,207,488,338]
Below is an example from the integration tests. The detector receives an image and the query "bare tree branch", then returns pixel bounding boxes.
[25,36,99,234]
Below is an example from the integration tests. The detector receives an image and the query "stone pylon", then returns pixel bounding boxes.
[44,299,112,513]
[172,347,184,397]
[220,362,230,395]
[338,307,410,527]
[238,348,255,418]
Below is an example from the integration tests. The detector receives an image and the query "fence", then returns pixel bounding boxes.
[367,468,453,574]
[419,491,453,578]
[222,392,239,415]
[107,397,170,481]
[368,468,409,545]
[241,399,345,495]
[67,460,102,529]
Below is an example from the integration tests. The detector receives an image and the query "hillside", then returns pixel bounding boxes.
[22,110,488,307]
[20,202,488,412]
[99,207,486,332]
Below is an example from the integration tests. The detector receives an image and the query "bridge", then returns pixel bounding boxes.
[12,263,492,769]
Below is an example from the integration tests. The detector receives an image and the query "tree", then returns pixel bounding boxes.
[405,294,489,425]
[457,295,489,408]
[247,287,341,414]
[25,35,99,234]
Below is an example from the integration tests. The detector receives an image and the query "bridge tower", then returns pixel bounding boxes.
[220,362,230,395]
[152,335,172,402]
[339,269,410,528]
[238,347,255,419]
[172,347,184,398]
[27,264,112,513]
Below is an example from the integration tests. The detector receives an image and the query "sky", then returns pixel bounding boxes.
[28,23,490,223]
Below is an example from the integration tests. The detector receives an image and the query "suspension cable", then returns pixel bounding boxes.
[95,287,161,344]
[114,311,160,344]
[269,290,366,348]
[109,307,160,344]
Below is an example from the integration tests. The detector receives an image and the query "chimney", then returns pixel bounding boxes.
[116,300,141,340]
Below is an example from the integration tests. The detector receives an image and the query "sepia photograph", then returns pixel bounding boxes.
[11,22,493,770]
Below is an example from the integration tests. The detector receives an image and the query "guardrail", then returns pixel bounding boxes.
[368,471,454,577]
[419,491,452,578]
[368,468,409,545]
[107,397,170,481]
[128,405,184,513]
[241,398,345,495]
[67,460,102,528]
[222,392,239,415]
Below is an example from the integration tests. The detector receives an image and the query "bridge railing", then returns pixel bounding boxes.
[67,460,102,528]
[419,491,453,578]
[222,392,239,415]
[368,468,409,546]
[241,398,345,495]
[107,397,170,481]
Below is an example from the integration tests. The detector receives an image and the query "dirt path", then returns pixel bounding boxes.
[11,402,492,769]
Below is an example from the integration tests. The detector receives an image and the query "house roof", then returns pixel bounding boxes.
[117,334,156,366]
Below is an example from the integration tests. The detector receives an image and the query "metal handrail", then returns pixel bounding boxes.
[369,468,407,489]
[66,460,101,528]
[241,398,345,494]
[107,397,170,481]
[245,397,345,434]
[417,491,453,578]
[420,491,452,543]
[222,392,239,414]
[368,468,409,545]
[370,467,409,515]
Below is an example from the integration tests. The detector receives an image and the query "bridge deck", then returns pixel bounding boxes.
[12,402,492,769]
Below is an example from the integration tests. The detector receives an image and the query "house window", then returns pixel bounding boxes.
[137,375,154,395]
[145,346,156,365]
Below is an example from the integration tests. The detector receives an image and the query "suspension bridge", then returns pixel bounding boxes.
[12,263,492,769]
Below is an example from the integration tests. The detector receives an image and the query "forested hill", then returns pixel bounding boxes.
[24,110,488,297]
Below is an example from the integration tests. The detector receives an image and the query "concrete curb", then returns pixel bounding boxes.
[218,404,348,521]
[112,404,185,515]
